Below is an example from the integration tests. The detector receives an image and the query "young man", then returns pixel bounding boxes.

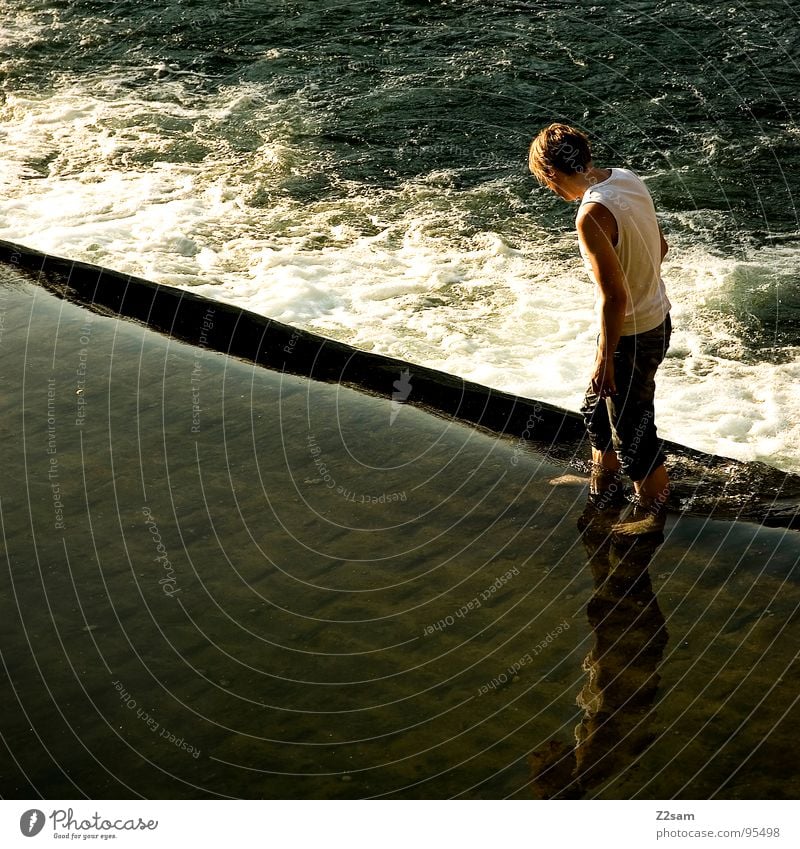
[529,123,672,535]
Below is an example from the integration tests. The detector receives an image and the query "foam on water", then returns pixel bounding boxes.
[2,86,800,473]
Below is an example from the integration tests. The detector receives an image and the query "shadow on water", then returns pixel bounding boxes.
[529,509,668,799]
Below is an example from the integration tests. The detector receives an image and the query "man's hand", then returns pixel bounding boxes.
[591,354,616,399]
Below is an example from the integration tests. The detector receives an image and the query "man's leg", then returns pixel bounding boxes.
[590,447,621,496]
[581,393,626,517]
[592,447,620,472]
[634,463,670,508]
[607,317,671,536]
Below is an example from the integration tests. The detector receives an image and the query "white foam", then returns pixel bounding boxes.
[2,88,800,474]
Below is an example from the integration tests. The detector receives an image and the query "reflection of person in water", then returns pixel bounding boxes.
[528,510,669,798]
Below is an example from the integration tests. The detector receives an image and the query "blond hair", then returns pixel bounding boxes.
[529,123,593,185]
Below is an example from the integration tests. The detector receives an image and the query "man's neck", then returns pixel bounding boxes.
[582,166,612,189]
[560,166,612,202]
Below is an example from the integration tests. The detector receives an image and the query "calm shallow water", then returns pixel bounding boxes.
[0,268,798,799]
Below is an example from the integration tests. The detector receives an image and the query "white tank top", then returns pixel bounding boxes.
[578,167,671,336]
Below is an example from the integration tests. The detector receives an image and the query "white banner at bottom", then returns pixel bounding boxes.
[1,800,795,849]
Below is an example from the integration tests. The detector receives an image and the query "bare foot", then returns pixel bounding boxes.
[611,501,667,538]
[548,474,588,486]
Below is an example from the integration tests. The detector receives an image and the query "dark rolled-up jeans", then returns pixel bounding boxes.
[581,313,671,482]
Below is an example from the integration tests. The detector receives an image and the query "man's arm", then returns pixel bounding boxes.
[577,202,628,398]
[659,223,668,261]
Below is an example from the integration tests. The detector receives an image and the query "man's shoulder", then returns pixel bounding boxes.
[576,200,617,229]
[576,201,618,249]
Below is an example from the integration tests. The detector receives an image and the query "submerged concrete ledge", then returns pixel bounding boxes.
[1,237,799,529]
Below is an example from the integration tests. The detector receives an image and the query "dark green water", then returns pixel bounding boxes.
[1,268,798,799]
[4,0,798,237]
